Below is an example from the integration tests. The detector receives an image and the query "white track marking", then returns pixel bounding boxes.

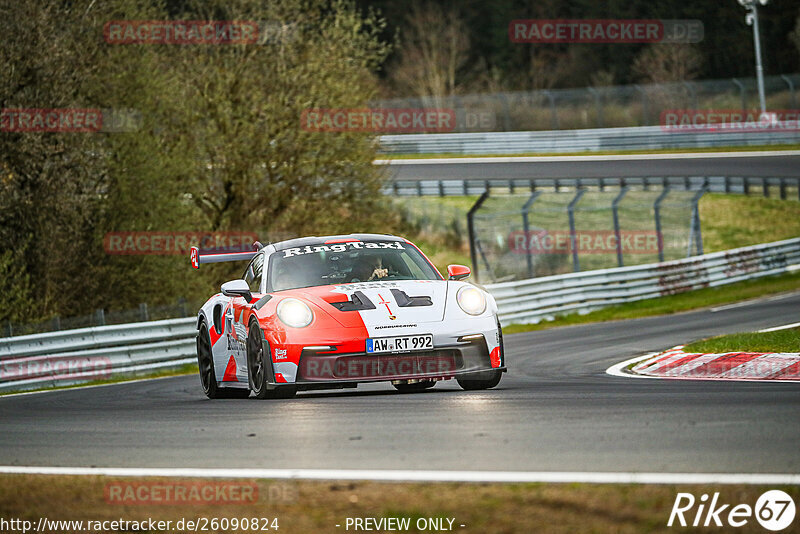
[710,288,800,313]
[710,301,759,312]
[0,466,797,485]
[374,150,800,165]
[759,322,800,333]
[605,353,661,379]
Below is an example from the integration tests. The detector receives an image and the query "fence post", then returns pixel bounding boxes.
[543,90,559,129]
[139,303,149,322]
[4,321,11,337]
[179,297,188,317]
[654,187,671,263]
[612,187,629,267]
[683,81,698,111]
[452,95,465,133]
[732,78,747,115]
[588,87,604,128]
[567,188,586,272]
[688,186,707,256]
[51,315,61,331]
[95,309,105,326]
[780,178,786,200]
[763,178,769,198]
[743,177,750,196]
[497,92,512,131]
[467,190,491,282]
[781,75,797,109]
[522,191,542,278]
[634,84,649,125]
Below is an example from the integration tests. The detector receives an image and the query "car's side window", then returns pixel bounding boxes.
[244,253,264,292]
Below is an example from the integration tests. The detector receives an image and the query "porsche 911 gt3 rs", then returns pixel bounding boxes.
[191,234,505,399]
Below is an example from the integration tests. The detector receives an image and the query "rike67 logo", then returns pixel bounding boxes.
[669,490,796,531]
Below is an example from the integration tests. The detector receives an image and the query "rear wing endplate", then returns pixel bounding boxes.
[190,245,260,269]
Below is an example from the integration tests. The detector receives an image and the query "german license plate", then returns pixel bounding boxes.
[366,334,433,354]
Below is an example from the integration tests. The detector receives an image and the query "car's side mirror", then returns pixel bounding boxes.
[221,279,252,301]
[447,264,471,281]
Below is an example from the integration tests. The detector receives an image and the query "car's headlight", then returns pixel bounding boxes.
[457,286,486,316]
[277,298,313,328]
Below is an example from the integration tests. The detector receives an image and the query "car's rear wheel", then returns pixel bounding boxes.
[392,380,436,393]
[197,323,249,399]
[456,370,502,390]
[247,320,296,399]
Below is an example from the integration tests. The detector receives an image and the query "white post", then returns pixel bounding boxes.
[739,0,769,115]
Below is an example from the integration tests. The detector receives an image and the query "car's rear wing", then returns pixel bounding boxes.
[190,244,261,269]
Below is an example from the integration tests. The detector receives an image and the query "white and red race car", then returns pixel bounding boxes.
[191,234,505,399]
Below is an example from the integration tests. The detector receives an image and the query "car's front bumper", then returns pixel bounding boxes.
[293,336,502,385]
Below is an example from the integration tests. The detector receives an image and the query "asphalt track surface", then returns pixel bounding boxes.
[382,153,800,181]
[1,292,798,474]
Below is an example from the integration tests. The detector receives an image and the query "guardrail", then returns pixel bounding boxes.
[485,237,800,325]
[378,126,800,155]
[1,238,798,392]
[384,176,800,198]
[0,318,196,393]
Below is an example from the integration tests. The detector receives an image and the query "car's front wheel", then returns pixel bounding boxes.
[197,323,249,399]
[456,370,502,390]
[247,320,296,399]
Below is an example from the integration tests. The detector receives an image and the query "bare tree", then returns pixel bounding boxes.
[632,45,702,84]
[388,2,470,100]
[791,15,800,57]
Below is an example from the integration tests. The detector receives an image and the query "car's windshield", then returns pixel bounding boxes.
[268,240,440,292]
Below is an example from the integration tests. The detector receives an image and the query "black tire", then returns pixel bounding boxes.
[456,370,502,391]
[197,323,250,399]
[392,380,436,393]
[247,320,296,399]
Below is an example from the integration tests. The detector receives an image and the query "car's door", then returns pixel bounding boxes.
[220,251,264,382]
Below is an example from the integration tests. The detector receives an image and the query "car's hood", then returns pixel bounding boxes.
[294,280,448,327]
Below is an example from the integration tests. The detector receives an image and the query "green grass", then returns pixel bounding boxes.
[502,271,800,334]
[683,327,800,354]
[700,194,800,252]
[0,363,198,397]
[377,143,800,160]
